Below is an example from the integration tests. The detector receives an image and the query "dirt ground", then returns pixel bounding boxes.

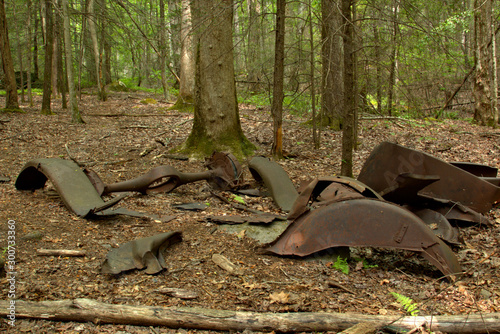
[0,91,499,333]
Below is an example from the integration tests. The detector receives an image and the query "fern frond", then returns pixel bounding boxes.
[390,292,420,316]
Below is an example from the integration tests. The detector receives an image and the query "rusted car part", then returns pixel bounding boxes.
[288,176,382,220]
[450,161,498,177]
[376,173,491,226]
[358,141,500,213]
[266,198,461,277]
[87,152,242,195]
[15,158,166,220]
[101,231,182,275]
[248,156,298,212]
[410,208,461,245]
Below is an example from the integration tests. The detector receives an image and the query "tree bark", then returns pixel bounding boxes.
[159,0,169,101]
[173,0,195,109]
[321,0,343,129]
[62,0,83,123]
[179,0,254,159]
[0,0,20,111]
[1,298,499,333]
[88,0,105,101]
[340,0,355,177]
[41,0,54,115]
[271,0,286,160]
[387,1,399,116]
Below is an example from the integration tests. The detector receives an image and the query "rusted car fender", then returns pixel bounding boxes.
[249,156,298,212]
[266,198,461,277]
[15,158,166,220]
[86,152,242,195]
[358,141,500,214]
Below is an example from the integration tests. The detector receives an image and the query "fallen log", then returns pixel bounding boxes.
[1,298,499,333]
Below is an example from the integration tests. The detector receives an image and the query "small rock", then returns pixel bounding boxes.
[480,289,492,299]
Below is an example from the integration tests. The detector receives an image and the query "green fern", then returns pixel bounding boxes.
[390,292,420,316]
[332,256,350,275]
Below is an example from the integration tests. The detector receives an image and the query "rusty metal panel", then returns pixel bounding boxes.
[249,157,298,212]
[266,198,461,276]
[358,142,500,213]
[87,152,243,195]
[15,158,120,217]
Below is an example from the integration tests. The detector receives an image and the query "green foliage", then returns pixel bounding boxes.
[390,292,420,316]
[353,257,378,269]
[332,256,350,275]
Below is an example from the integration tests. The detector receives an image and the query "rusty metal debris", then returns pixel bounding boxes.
[15,158,171,221]
[86,152,242,195]
[101,231,182,274]
[248,156,298,212]
[265,176,462,276]
[358,141,500,214]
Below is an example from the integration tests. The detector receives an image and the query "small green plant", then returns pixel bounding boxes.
[332,256,349,275]
[390,292,420,316]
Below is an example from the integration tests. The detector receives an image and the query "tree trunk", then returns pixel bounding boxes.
[309,0,319,149]
[340,0,355,177]
[179,0,255,159]
[271,0,286,160]
[473,0,493,125]
[88,0,105,101]
[1,298,500,333]
[62,0,83,123]
[491,0,498,125]
[173,0,194,109]
[321,0,343,129]
[387,1,399,116]
[0,0,20,111]
[41,0,54,115]
[27,0,33,106]
[159,0,169,101]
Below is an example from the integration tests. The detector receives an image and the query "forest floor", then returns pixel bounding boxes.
[0,90,499,334]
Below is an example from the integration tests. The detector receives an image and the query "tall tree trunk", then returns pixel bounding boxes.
[88,0,105,101]
[56,0,67,108]
[321,0,343,129]
[271,0,286,160]
[373,24,382,114]
[62,0,83,123]
[27,0,33,106]
[179,0,255,159]
[41,0,54,115]
[309,0,319,149]
[174,0,194,108]
[33,2,39,82]
[491,0,498,126]
[247,0,262,92]
[0,0,20,111]
[159,0,169,101]
[387,2,399,116]
[473,0,493,125]
[340,0,355,177]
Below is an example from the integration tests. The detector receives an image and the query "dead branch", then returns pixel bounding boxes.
[0,298,499,333]
[36,249,86,257]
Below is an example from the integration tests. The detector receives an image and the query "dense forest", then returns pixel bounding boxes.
[0,0,499,164]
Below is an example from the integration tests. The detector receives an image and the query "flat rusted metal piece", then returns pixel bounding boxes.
[249,156,298,212]
[358,142,500,213]
[87,152,242,195]
[15,158,167,220]
[266,198,461,277]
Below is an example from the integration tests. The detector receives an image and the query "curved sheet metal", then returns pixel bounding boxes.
[88,152,242,195]
[15,158,120,217]
[15,158,167,221]
[358,142,500,213]
[266,198,461,277]
[249,157,298,212]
